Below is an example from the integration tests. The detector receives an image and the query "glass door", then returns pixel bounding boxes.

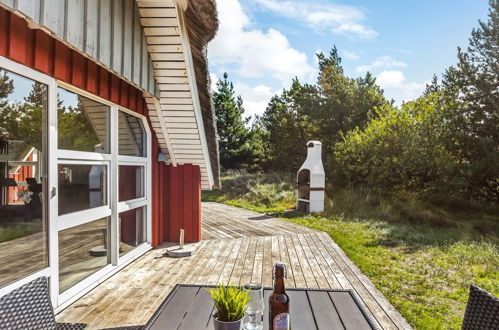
[0,57,56,302]
[55,87,112,302]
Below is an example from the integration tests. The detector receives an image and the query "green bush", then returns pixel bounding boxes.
[332,92,463,197]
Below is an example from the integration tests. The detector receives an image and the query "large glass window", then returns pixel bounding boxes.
[58,88,110,154]
[58,164,107,215]
[118,165,144,202]
[1,59,150,305]
[58,217,110,293]
[55,88,149,298]
[0,68,48,287]
[118,111,146,157]
[119,207,146,256]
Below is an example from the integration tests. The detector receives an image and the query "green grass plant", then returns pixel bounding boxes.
[207,283,252,322]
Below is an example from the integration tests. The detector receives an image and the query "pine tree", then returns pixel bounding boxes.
[443,0,499,200]
[212,73,254,169]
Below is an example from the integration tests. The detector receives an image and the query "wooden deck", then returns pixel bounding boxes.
[57,202,411,330]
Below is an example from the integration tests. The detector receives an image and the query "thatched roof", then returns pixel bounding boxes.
[184,0,220,189]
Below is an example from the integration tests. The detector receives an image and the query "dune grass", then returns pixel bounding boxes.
[203,171,499,330]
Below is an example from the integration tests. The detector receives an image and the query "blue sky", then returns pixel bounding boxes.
[207,0,490,117]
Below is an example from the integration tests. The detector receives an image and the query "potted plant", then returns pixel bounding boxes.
[207,283,252,330]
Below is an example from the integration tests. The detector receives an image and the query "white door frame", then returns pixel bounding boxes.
[0,56,58,303]
[54,83,153,307]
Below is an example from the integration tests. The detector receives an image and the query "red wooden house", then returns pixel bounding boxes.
[0,0,220,309]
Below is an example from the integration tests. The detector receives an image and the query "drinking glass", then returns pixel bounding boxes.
[243,284,264,330]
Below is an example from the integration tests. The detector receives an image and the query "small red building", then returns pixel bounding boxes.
[0,0,220,309]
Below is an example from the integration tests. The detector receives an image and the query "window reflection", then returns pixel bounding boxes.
[118,111,146,157]
[59,218,109,292]
[58,88,110,153]
[0,68,48,287]
[58,164,107,215]
[118,165,144,202]
[119,207,146,256]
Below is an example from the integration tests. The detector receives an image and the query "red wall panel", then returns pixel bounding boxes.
[0,8,204,246]
[165,164,202,243]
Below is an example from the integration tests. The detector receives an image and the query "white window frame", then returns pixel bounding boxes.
[0,57,153,308]
[53,82,153,307]
[116,105,151,259]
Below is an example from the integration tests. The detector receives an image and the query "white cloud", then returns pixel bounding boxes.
[234,82,279,117]
[208,0,314,85]
[253,0,377,39]
[342,50,360,60]
[376,70,405,88]
[355,56,407,73]
[209,73,218,92]
[376,70,427,104]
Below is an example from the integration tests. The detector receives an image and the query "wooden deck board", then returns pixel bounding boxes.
[57,202,411,330]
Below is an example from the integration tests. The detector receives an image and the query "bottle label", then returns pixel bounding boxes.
[273,313,290,330]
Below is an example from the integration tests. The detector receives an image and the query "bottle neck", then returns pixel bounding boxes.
[273,268,285,293]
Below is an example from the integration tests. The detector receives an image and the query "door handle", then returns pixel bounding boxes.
[50,186,56,199]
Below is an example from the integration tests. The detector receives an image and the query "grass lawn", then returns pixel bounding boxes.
[0,222,42,243]
[203,172,499,330]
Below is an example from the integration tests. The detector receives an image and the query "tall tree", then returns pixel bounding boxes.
[314,47,389,153]
[442,0,499,200]
[213,73,254,169]
[257,79,316,171]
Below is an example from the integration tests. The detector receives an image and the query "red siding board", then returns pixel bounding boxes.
[129,88,137,111]
[110,75,120,103]
[184,165,192,240]
[120,80,129,108]
[156,166,161,246]
[152,177,158,246]
[0,8,203,247]
[136,95,144,116]
[71,52,86,89]
[192,166,201,242]
[34,30,53,75]
[0,9,9,56]
[86,62,98,94]
[8,14,29,64]
[172,166,179,242]
[158,162,164,245]
[98,68,110,100]
[165,165,169,241]
[54,40,71,81]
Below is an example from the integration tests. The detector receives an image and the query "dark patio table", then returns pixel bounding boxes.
[142,284,379,330]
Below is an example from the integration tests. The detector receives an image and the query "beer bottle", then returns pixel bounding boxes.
[269,263,290,330]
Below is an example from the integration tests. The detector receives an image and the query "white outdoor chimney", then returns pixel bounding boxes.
[296,141,325,213]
